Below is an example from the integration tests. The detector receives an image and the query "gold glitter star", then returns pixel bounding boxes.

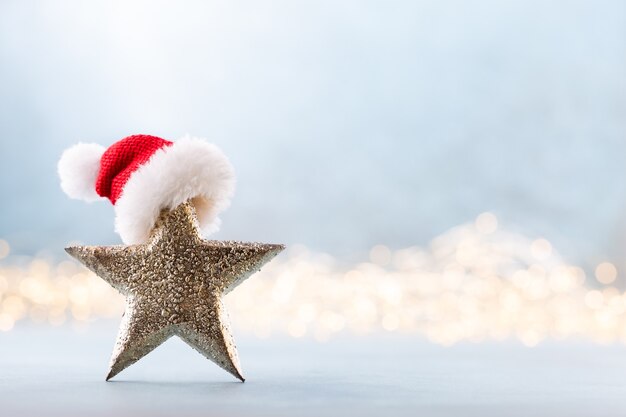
[65,201,284,382]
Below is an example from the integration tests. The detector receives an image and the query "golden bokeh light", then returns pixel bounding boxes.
[0,216,624,348]
[530,238,552,261]
[369,245,391,266]
[475,212,498,234]
[0,239,10,260]
[595,262,617,285]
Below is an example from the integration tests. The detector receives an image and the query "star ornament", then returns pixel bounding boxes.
[66,201,284,382]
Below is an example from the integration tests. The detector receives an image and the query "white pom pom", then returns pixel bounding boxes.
[58,143,105,201]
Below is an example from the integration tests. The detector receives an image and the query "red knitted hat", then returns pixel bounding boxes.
[95,134,173,204]
[58,134,235,244]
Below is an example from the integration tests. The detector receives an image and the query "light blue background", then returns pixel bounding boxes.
[0,0,624,269]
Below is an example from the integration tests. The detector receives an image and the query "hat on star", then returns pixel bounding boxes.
[58,134,235,244]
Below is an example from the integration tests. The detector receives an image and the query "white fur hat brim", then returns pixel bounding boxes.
[114,136,235,245]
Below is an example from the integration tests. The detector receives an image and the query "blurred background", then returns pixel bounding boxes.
[0,0,625,345]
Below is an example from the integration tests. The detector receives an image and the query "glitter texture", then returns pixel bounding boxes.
[65,201,284,382]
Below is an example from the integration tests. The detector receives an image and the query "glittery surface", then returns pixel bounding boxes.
[65,202,284,382]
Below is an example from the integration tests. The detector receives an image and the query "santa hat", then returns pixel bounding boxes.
[58,134,235,245]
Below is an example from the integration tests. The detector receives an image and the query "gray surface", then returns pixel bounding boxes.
[2,324,626,416]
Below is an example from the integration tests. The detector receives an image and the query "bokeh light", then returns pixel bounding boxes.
[595,262,618,285]
[1,213,626,347]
